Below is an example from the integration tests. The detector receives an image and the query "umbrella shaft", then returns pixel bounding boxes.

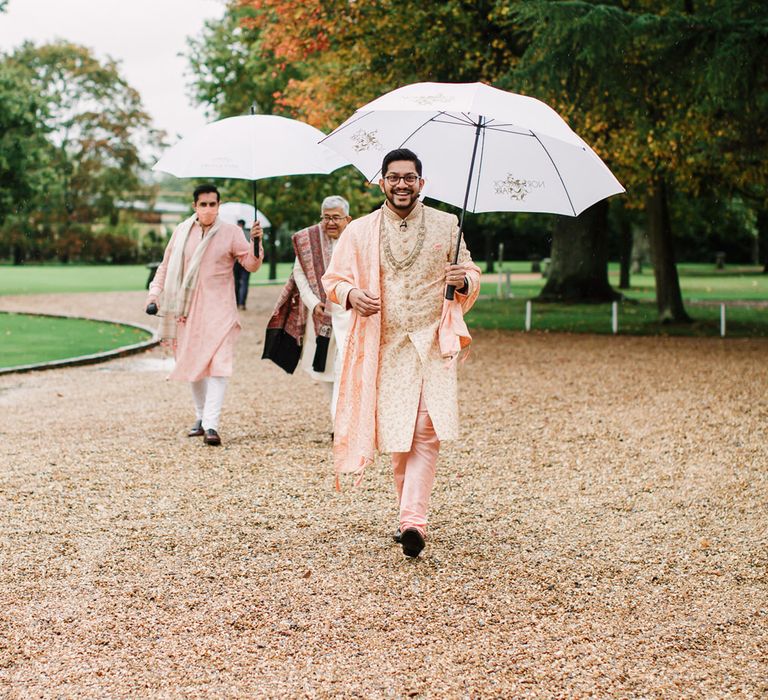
[454,116,484,265]
[446,116,483,301]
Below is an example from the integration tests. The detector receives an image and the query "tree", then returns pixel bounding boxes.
[0,62,52,263]
[7,41,161,231]
[0,63,49,223]
[238,0,525,130]
[509,0,768,319]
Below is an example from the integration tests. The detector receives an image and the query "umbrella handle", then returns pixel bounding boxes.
[444,224,464,300]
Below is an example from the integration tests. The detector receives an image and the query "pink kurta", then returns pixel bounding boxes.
[150,220,262,382]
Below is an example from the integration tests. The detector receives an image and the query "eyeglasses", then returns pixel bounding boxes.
[322,214,346,223]
[383,174,420,185]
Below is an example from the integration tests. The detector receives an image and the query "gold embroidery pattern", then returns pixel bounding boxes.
[381,209,426,272]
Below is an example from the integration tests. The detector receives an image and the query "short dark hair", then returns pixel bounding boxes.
[193,184,220,203]
[382,148,422,177]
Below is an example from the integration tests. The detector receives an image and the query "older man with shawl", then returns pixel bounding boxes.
[263,196,352,424]
[322,149,480,558]
[146,184,264,446]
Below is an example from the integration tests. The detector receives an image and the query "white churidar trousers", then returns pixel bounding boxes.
[190,376,229,431]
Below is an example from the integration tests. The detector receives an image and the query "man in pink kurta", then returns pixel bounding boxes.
[146,184,263,445]
[322,149,480,558]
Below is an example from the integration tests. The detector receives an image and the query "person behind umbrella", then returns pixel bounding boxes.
[146,184,264,446]
[322,148,480,558]
[233,218,251,310]
[263,196,352,425]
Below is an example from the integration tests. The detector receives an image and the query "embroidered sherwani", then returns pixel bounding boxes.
[376,203,476,452]
[322,203,480,479]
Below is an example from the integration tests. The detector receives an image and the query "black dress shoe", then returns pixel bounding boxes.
[392,528,402,544]
[203,429,221,446]
[187,420,204,437]
[400,528,425,558]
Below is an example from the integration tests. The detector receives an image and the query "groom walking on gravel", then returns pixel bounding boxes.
[322,149,480,558]
[146,184,263,446]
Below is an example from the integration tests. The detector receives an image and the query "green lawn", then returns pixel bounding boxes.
[477,262,766,336]
[484,262,768,301]
[467,298,768,337]
[0,312,152,368]
[1,262,765,343]
[0,263,295,296]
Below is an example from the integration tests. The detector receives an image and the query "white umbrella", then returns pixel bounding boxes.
[153,114,348,181]
[153,112,348,271]
[321,81,624,298]
[218,202,271,229]
[322,82,623,217]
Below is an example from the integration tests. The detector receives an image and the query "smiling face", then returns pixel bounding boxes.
[379,159,424,215]
[193,191,220,227]
[321,206,351,240]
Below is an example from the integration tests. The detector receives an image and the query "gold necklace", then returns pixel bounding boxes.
[381,208,426,272]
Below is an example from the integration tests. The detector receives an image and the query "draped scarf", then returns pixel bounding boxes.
[157,214,221,343]
[262,224,332,373]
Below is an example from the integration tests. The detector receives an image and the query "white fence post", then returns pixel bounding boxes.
[720,303,726,337]
[525,300,532,332]
[612,301,618,335]
[496,243,505,299]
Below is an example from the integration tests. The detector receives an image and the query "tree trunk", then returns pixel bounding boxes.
[757,208,768,274]
[12,243,24,265]
[536,199,620,302]
[268,230,278,281]
[484,231,494,274]
[616,200,632,289]
[646,177,691,322]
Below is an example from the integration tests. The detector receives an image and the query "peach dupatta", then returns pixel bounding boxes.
[322,209,480,489]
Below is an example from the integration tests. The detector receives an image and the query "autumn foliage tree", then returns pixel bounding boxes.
[237,0,525,130]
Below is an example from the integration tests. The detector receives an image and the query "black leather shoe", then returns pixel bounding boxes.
[400,528,425,558]
[187,420,204,437]
[392,528,402,544]
[203,429,221,446]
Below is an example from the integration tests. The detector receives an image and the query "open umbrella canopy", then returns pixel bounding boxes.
[321,82,624,217]
[218,202,271,229]
[152,114,348,180]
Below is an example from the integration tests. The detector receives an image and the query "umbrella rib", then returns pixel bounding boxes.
[456,112,479,126]
[483,125,536,137]
[430,118,487,128]
[368,113,444,180]
[532,133,577,216]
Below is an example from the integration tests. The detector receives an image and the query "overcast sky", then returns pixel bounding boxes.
[0,0,226,143]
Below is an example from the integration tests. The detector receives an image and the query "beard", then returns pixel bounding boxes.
[385,187,419,211]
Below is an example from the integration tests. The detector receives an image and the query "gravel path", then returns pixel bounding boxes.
[1,290,766,698]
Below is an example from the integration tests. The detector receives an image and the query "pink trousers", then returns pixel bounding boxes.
[391,394,440,537]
